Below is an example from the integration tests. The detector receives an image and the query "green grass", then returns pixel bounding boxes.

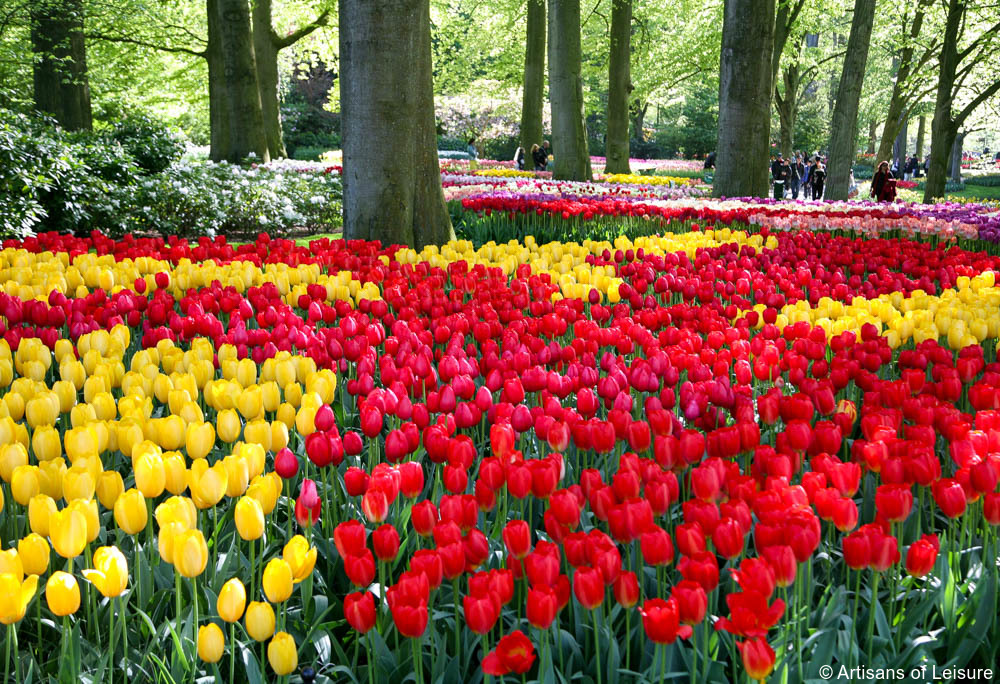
[946,184,1000,200]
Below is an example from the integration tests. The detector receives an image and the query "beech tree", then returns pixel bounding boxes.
[714,0,774,198]
[340,0,453,247]
[31,0,92,130]
[519,0,546,153]
[547,0,591,181]
[605,0,631,174]
[825,0,877,201]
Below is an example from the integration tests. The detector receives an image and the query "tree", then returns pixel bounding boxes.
[825,0,877,201]
[251,0,329,159]
[922,0,1000,201]
[605,0,631,173]
[340,0,452,248]
[207,0,269,162]
[547,0,591,181]
[519,0,546,152]
[874,0,936,164]
[30,0,92,130]
[714,0,774,198]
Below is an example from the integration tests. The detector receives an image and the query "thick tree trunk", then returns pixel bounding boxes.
[630,99,648,139]
[30,0,92,131]
[925,117,956,200]
[547,0,592,180]
[340,0,453,248]
[950,131,963,182]
[208,0,270,162]
[252,0,286,158]
[825,0,876,201]
[605,0,631,174]
[866,120,877,154]
[714,0,775,198]
[922,0,961,203]
[915,114,926,158]
[875,5,925,164]
[520,0,546,152]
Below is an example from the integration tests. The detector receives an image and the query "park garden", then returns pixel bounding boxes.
[1,0,1000,683]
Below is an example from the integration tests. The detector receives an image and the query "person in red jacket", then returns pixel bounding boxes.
[870,161,895,202]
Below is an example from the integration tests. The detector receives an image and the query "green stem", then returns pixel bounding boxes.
[229,622,236,684]
[592,609,602,684]
[368,632,377,684]
[4,624,10,684]
[866,572,881,664]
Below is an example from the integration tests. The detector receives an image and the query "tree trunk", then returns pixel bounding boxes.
[605,0,631,174]
[714,0,775,198]
[340,0,453,248]
[630,99,648,139]
[915,114,926,158]
[875,4,926,164]
[547,0,592,181]
[922,0,961,203]
[30,0,92,131]
[950,131,963,182]
[520,0,546,152]
[892,117,907,168]
[866,120,877,154]
[209,0,270,163]
[776,61,800,159]
[252,0,286,158]
[825,0,876,201]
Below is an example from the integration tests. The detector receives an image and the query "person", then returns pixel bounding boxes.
[779,156,792,197]
[703,151,716,170]
[801,156,812,198]
[541,140,552,167]
[466,138,478,160]
[513,147,526,171]
[811,157,826,200]
[787,155,801,198]
[531,143,547,171]
[870,160,895,202]
[848,170,859,199]
[771,155,785,196]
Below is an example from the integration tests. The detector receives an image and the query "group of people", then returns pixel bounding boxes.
[770,153,828,200]
[892,155,925,180]
[514,141,551,171]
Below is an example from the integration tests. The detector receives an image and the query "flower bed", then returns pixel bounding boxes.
[0,223,998,682]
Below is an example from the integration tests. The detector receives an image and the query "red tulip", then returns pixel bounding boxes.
[410,500,438,537]
[344,591,376,633]
[640,527,674,566]
[294,478,321,527]
[482,630,536,676]
[410,549,443,590]
[526,586,558,629]
[875,484,913,523]
[502,520,532,559]
[639,598,692,644]
[274,447,299,479]
[933,478,967,518]
[613,571,640,609]
[572,567,605,610]
[463,591,500,635]
[372,524,400,562]
[737,638,776,682]
[672,579,708,625]
[761,545,797,588]
[344,550,376,587]
[905,534,939,578]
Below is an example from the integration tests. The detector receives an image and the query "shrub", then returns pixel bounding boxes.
[290,146,330,161]
[108,112,184,174]
[965,175,1000,187]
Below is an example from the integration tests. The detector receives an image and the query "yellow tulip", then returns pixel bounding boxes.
[31,425,62,461]
[62,465,96,502]
[198,623,225,663]
[0,549,23,581]
[82,546,128,598]
[189,459,228,509]
[234,496,264,541]
[96,471,125,510]
[155,415,186,451]
[28,494,57,536]
[275,403,296,428]
[283,535,317,584]
[246,476,278,515]
[237,386,263,421]
[45,571,80,616]
[223,454,250,498]
[172,529,208,578]
[267,631,298,675]
[155,495,198,530]
[69,498,100,542]
[163,451,187,495]
[114,489,148,535]
[245,601,276,641]
[0,442,28,482]
[0,573,38,624]
[243,419,271,452]
[12,465,40,506]
[25,392,59,428]
[217,578,247,623]
[185,422,215,461]
[38,458,67,499]
[217,409,242,444]
[262,558,293,604]
[270,421,289,451]
[236,358,257,388]
[261,382,280,413]
[134,451,166,498]
[51,380,76,413]
[17,533,50,576]
[64,425,99,462]
[50,507,88,558]
[158,521,186,563]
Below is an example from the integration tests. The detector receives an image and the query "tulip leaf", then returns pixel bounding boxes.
[943,570,995,669]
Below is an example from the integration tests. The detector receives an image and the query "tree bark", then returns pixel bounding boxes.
[209,0,270,162]
[340,0,453,248]
[605,0,631,174]
[520,0,546,152]
[866,120,877,154]
[547,0,592,180]
[825,0,877,201]
[950,131,963,182]
[915,114,925,158]
[892,117,907,168]
[714,0,775,198]
[30,0,92,131]
[630,99,648,139]
[252,0,285,158]
[775,60,800,159]
[771,0,806,87]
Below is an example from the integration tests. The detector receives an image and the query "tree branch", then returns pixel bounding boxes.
[272,9,330,50]
[956,79,1000,128]
[88,33,206,58]
[957,20,1000,62]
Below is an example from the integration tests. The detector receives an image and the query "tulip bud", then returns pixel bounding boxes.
[198,623,225,663]
[267,631,298,676]
[263,559,294,603]
[28,494,57,537]
[46,571,81,617]
[283,535,317,583]
[96,471,125,510]
[50,507,88,559]
[172,529,208,578]
[17,533,50,576]
[235,496,265,541]
[114,488,148,535]
[245,600,276,641]
[217,578,247,623]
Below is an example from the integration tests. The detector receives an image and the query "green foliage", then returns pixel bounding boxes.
[108,112,185,174]
[653,83,718,159]
[965,174,1000,187]
[854,164,875,180]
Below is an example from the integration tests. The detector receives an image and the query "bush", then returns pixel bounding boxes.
[109,112,184,174]
[966,175,1000,187]
[478,135,520,162]
[853,164,874,180]
[437,136,468,152]
[290,146,330,161]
